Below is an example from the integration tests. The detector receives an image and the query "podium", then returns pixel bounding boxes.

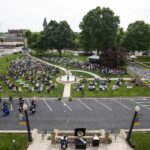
[75,138,86,149]
[92,135,99,147]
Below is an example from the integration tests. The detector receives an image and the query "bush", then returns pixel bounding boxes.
[107,137,112,144]
[69,97,72,101]
[58,97,62,101]
[47,133,55,141]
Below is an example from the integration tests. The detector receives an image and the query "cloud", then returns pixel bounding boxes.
[0,0,150,32]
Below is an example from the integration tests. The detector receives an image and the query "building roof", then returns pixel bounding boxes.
[43,17,48,27]
[1,33,24,42]
[88,55,100,60]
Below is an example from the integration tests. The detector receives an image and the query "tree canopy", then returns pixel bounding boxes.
[37,20,75,56]
[101,47,127,68]
[25,30,40,48]
[123,21,150,52]
[79,7,120,54]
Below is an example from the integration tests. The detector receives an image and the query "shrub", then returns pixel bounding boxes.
[58,97,62,101]
[69,97,72,101]
[107,137,112,144]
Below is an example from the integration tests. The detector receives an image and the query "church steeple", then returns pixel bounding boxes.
[43,17,47,29]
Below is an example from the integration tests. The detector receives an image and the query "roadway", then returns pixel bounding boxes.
[0,47,22,57]
[0,97,150,130]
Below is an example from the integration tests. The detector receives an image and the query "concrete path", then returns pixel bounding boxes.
[63,83,71,98]
[27,129,51,150]
[86,78,132,81]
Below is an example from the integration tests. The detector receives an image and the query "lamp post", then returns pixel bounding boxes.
[126,105,140,148]
[23,103,32,143]
[12,139,17,150]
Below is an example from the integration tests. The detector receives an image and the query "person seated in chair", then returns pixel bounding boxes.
[112,84,119,90]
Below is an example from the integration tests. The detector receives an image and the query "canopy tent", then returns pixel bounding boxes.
[88,55,100,63]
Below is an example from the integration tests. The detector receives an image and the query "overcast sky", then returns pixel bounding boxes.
[0,0,150,32]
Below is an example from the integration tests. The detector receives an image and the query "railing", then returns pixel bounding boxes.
[127,69,150,88]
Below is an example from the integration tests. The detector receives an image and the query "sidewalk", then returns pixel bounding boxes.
[27,129,51,150]
[63,83,71,98]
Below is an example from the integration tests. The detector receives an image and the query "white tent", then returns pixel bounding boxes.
[130,55,137,59]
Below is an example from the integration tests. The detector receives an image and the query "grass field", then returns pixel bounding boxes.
[0,133,27,150]
[136,56,150,62]
[71,71,94,78]
[0,54,64,97]
[33,51,88,61]
[0,54,21,74]
[132,132,150,150]
[71,80,150,97]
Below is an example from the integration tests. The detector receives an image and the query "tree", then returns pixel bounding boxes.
[123,21,150,53]
[101,47,127,68]
[25,30,40,48]
[25,30,32,39]
[0,38,3,43]
[73,32,80,51]
[116,27,125,47]
[79,7,120,55]
[37,20,75,56]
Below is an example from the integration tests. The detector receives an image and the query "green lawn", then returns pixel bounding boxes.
[32,51,88,61]
[136,56,150,62]
[0,54,64,97]
[0,54,21,74]
[0,133,27,150]
[132,132,150,150]
[71,80,150,97]
[71,71,94,78]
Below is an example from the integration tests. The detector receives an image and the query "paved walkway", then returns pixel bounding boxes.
[27,129,51,150]
[63,83,71,98]
[86,78,132,81]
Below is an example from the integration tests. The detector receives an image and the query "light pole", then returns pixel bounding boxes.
[126,105,140,148]
[12,139,17,150]
[23,103,32,143]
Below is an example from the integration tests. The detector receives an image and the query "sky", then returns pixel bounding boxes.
[0,0,150,32]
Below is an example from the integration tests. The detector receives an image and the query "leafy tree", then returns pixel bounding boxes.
[37,20,75,56]
[73,32,80,51]
[101,47,127,68]
[123,21,150,53]
[116,27,125,47]
[0,38,3,43]
[79,7,120,55]
[25,30,32,39]
[30,32,40,47]
[25,30,40,48]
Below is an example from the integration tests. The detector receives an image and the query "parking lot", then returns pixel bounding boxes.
[0,97,150,130]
